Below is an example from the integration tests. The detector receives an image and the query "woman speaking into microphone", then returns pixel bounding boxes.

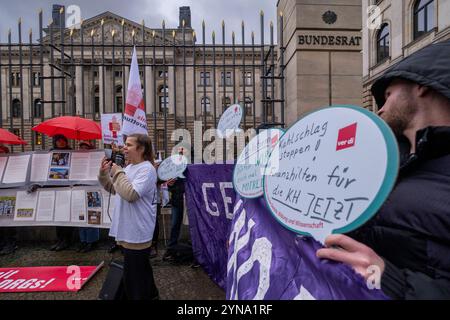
[98,134,159,300]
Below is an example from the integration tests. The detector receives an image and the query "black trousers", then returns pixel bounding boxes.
[122,247,159,300]
[151,204,161,245]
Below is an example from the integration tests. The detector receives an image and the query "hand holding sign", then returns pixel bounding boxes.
[263,105,399,244]
[157,155,188,181]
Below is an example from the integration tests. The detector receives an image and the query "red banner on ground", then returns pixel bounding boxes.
[0,262,103,293]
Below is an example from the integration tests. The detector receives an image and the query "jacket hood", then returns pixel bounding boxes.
[371,40,450,108]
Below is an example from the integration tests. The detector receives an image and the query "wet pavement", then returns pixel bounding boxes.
[0,241,225,300]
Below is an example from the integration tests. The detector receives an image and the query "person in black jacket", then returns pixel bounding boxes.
[317,40,450,299]
[162,177,185,261]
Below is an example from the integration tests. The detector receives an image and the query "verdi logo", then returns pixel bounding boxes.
[336,123,357,151]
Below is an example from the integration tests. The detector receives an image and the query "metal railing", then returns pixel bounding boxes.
[0,9,286,156]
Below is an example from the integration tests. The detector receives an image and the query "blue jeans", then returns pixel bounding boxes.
[168,205,183,249]
[79,228,100,244]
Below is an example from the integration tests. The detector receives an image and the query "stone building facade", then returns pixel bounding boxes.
[362,0,450,111]
[277,0,363,126]
[1,6,276,158]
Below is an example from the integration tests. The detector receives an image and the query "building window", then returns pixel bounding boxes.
[158,86,169,112]
[93,71,98,78]
[34,99,43,118]
[114,71,123,78]
[33,72,41,87]
[376,23,390,63]
[158,70,168,78]
[156,130,165,153]
[244,97,253,116]
[414,0,435,39]
[200,72,211,86]
[220,72,232,86]
[12,99,22,118]
[201,97,211,114]
[243,71,252,86]
[10,73,21,87]
[35,132,43,146]
[222,96,231,110]
[265,96,273,117]
[13,129,20,138]
[115,86,123,112]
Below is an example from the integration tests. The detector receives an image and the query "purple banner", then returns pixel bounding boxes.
[185,164,236,289]
[227,196,388,300]
[185,164,389,300]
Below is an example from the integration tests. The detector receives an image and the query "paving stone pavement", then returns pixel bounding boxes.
[0,241,225,300]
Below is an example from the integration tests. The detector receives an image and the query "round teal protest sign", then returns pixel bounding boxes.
[157,154,188,181]
[217,104,243,139]
[263,105,399,244]
[233,128,284,198]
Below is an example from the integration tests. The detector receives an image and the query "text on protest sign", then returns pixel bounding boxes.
[157,155,188,181]
[263,105,399,243]
[0,263,103,292]
[233,129,284,198]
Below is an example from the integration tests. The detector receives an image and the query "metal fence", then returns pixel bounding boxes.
[0,9,285,157]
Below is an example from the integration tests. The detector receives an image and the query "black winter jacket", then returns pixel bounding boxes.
[352,127,450,299]
[168,178,185,208]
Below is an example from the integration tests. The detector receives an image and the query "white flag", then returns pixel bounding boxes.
[122,46,148,136]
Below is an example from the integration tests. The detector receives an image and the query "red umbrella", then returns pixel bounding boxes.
[32,116,102,140]
[0,128,27,145]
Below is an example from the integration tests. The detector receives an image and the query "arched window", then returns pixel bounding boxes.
[12,99,22,118]
[201,97,211,114]
[377,23,390,63]
[158,86,169,112]
[414,0,435,39]
[34,99,43,118]
[265,96,273,117]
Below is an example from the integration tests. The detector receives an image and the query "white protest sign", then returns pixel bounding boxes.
[233,128,284,198]
[217,104,243,139]
[101,113,124,147]
[157,154,188,181]
[263,105,399,244]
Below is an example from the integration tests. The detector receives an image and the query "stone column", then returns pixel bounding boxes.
[98,65,104,114]
[277,0,362,126]
[22,69,30,120]
[1,68,7,120]
[43,61,52,117]
[145,66,154,114]
[75,66,83,115]
[104,67,113,113]
[168,66,175,114]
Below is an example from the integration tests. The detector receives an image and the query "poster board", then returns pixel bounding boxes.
[0,150,104,188]
[0,187,113,229]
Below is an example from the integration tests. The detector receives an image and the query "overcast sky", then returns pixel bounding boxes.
[0,0,278,43]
